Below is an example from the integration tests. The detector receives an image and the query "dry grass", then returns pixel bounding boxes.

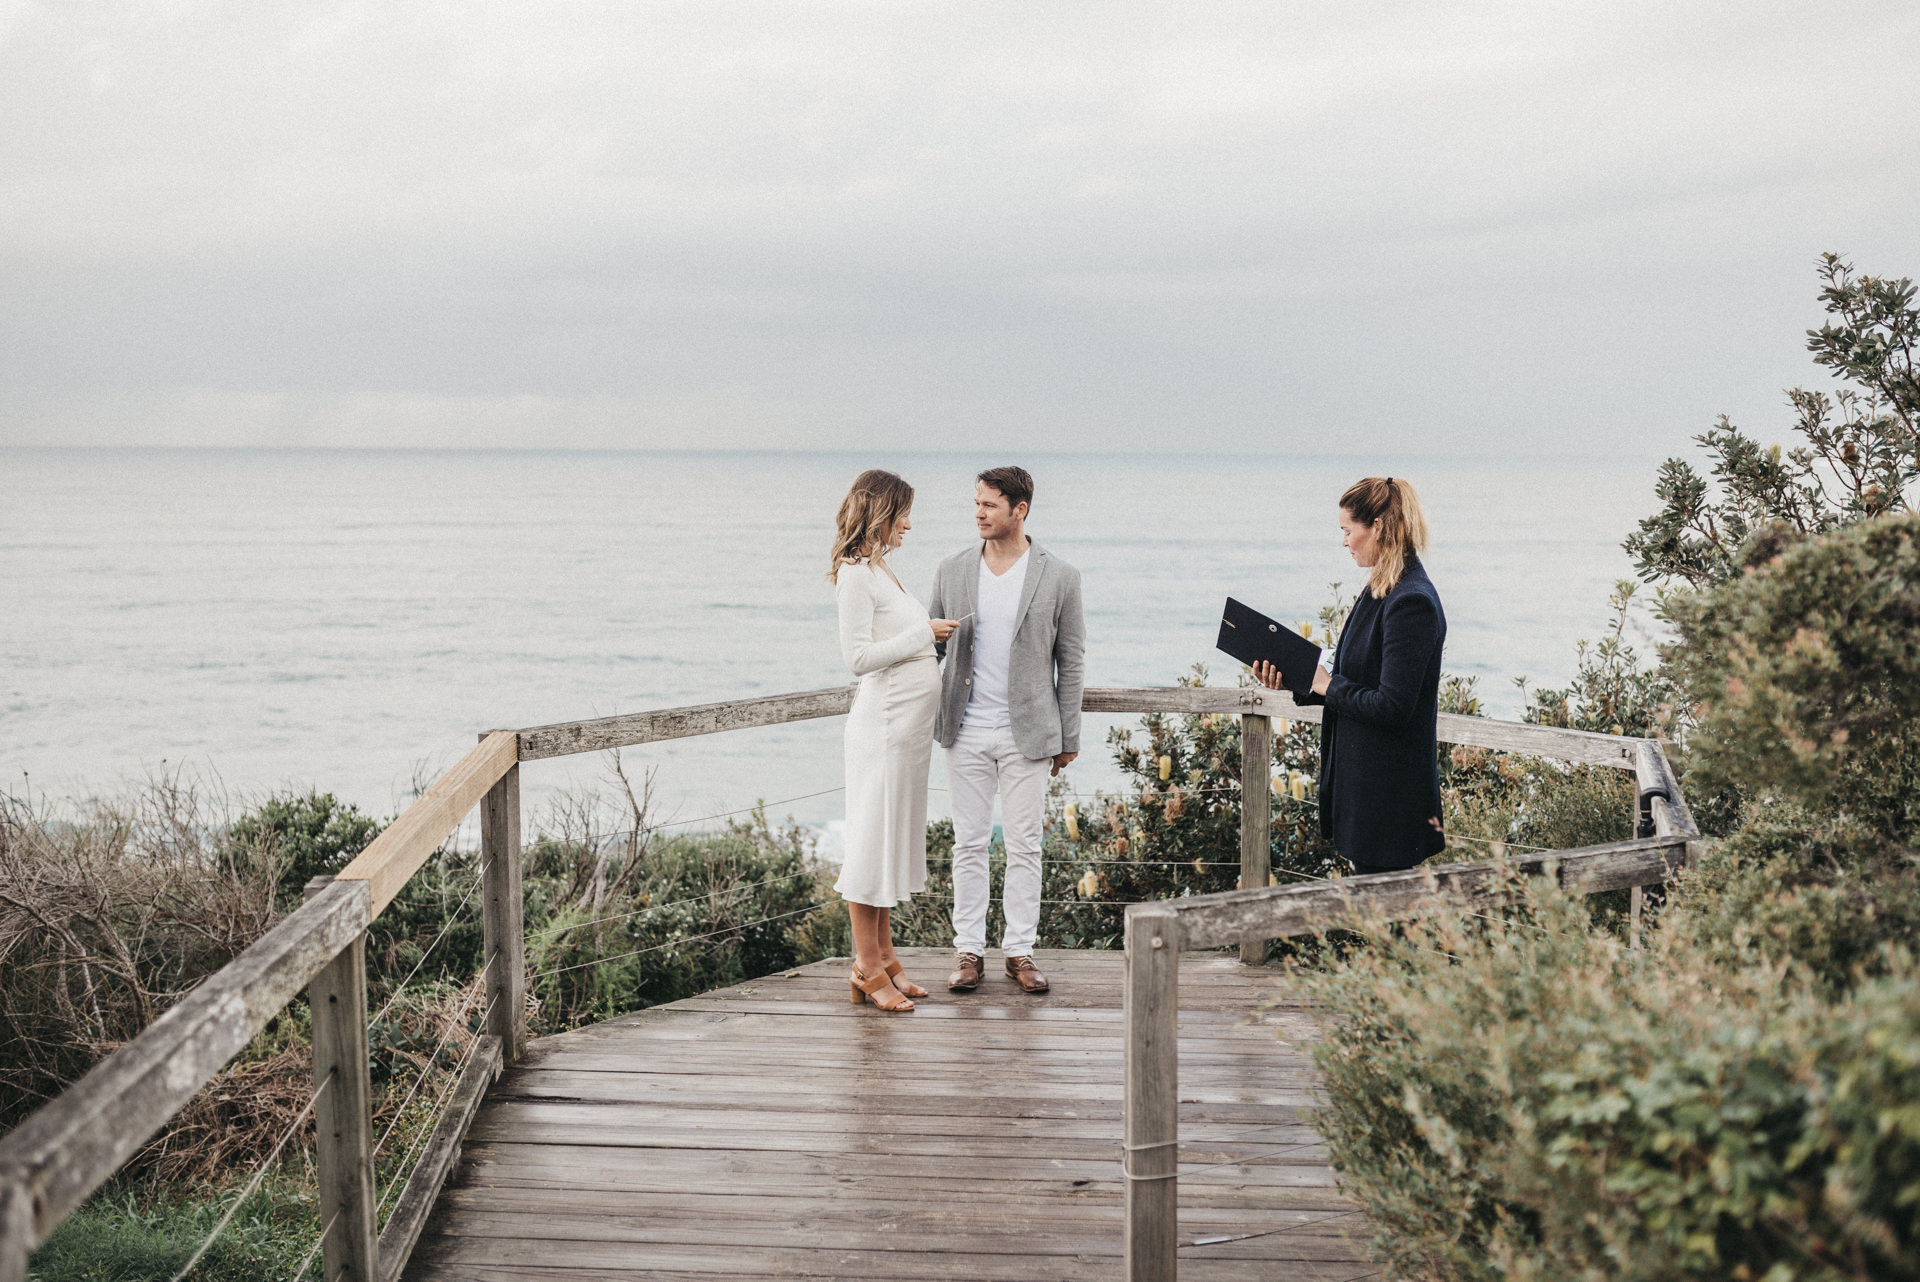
[0,772,279,1144]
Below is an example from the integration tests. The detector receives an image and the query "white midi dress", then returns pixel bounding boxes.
[833,561,941,908]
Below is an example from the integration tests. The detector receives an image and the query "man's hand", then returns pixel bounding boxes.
[930,618,960,642]
[1051,751,1078,777]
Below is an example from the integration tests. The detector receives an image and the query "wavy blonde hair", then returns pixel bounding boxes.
[829,469,914,582]
[1341,476,1430,598]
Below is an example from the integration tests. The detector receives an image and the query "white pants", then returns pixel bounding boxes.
[948,722,1052,957]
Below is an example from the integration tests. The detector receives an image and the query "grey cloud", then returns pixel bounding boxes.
[1,0,1916,452]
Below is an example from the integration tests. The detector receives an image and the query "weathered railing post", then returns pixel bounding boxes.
[305,878,378,1282]
[481,756,526,1062]
[0,1171,30,1282]
[1239,712,1272,964]
[1124,903,1181,1282]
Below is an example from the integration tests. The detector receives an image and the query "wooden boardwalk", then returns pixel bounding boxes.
[403,947,1374,1281]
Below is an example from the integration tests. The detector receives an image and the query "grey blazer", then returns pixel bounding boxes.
[928,540,1086,759]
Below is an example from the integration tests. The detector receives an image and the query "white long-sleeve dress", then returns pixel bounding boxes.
[833,560,941,908]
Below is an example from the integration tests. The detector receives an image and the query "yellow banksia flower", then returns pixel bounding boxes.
[1300,622,1314,639]
[1271,773,1285,795]
[1076,867,1100,898]
[1158,754,1172,781]
[1276,718,1290,736]
[1064,802,1080,842]
[1290,772,1308,801]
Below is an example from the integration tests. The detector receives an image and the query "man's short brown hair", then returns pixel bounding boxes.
[976,465,1034,513]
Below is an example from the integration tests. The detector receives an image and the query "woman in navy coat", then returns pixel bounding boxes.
[1254,477,1447,874]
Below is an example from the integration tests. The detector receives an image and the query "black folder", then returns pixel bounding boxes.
[1215,597,1323,693]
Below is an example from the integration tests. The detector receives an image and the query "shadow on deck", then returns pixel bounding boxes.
[402,947,1373,1281]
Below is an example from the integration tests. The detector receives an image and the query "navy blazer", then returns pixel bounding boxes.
[1293,557,1447,868]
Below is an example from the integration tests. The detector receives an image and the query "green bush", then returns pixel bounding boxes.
[1667,514,1920,839]
[226,792,380,914]
[1304,882,1920,1282]
[1626,254,1918,591]
[526,809,825,1028]
[1308,426,1920,1274]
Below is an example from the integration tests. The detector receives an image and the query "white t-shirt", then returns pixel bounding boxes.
[961,547,1030,731]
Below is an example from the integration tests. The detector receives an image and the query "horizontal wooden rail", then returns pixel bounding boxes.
[1164,832,1692,950]
[336,730,518,915]
[0,680,1679,1282]
[515,684,1641,769]
[0,879,370,1252]
[1122,735,1699,1278]
[516,688,854,760]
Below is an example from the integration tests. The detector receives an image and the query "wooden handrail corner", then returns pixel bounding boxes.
[335,730,518,916]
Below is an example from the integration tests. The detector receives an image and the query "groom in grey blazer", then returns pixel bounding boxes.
[929,466,1086,994]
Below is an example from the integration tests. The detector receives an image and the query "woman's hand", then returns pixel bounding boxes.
[1252,660,1334,696]
[930,618,960,642]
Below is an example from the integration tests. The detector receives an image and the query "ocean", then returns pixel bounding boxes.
[2,448,1661,851]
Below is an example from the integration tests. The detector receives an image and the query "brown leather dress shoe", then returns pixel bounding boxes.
[948,952,985,991]
[1005,955,1050,993]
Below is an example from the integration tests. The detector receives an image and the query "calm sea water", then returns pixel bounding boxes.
[2,449,1659,849]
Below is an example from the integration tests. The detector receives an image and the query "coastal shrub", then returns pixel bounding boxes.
[226,791,381,913]
[7,771,839,1282]
[1304,882,1920,1282]
[1309,506,1920,1279]
[1665,513,1920,840]
[528,810,823,1027]
[1667,806,1920,999]
[1626,254,1919,591]
[0,774,283,1147]
[1513,580,1679,741]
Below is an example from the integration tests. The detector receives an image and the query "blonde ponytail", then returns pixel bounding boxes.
[1339,476,1429,597]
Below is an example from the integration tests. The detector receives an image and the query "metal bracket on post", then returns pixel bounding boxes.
[1238,713,1272,965]
[1124,903,1181,1282]
[304,876,378,1282]
[480,751,526,1063]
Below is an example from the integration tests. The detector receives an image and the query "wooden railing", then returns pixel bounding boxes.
[0,682,1679,1282]
[1117,725,1702,1281]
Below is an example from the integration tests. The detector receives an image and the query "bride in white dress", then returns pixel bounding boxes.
[830,470,960,1012]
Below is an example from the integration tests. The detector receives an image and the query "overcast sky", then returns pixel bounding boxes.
[2,1,1916,455]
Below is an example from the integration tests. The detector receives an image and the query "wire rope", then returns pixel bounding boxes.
[373,991,500,1230]
[167,1071,333,1282]
[290,1208,340,1281]
[533,902,827,980]
[525,868,817,941]
[1183,1208,1366,1249]
[371,985,489,1162]
[367,865,487,1029]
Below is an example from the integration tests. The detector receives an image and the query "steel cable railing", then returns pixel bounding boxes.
[373,991,500,1232]
[525,867,818,941]
[166,1072,334,1282]
[369,982,491,1166]
[367,860,487,1029]
[531,902,829,981]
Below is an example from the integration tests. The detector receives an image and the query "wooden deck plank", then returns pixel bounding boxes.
[401,947,1370,1280]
